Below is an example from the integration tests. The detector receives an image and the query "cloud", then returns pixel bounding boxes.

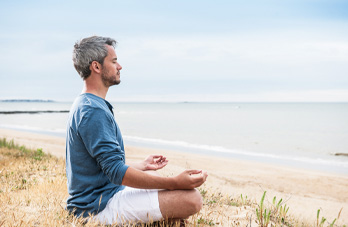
[1,0,347,101]
[119,31,348,82]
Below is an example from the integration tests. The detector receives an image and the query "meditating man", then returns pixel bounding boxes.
[66,35,208,225]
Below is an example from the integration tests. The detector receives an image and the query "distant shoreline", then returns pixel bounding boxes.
[0,99,55,103]
[1,99,348,104]
[0,110,69,114]
[1,124,347,175]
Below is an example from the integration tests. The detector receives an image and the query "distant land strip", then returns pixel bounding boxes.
[0,99,55,102]
[334,153,348,157]
[0,110,69,114]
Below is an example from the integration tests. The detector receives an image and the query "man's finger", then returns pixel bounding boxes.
[186,169,202,175]
[191,171,208,184]
[202,171,208,181]
[156,158,167,164]
[152,155,163,159]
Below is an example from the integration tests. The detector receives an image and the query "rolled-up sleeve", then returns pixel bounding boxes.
[78,108,129,185]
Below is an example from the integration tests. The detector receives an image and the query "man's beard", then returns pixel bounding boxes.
[101,68,120,87]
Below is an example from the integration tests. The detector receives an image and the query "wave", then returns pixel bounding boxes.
[0,124,66,135]
[123,135,348,168]
[1,124,347,170]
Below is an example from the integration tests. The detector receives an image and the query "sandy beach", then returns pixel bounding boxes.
[1,128,347,225]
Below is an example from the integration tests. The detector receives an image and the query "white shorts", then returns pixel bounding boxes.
[94,187,163,225]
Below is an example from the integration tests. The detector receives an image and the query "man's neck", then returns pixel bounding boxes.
[82,84,109,100]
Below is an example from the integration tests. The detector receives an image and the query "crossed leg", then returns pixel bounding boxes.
[144,170,204,220]
[158,189,203,219]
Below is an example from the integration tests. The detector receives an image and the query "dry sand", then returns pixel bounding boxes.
[1,128,347,225]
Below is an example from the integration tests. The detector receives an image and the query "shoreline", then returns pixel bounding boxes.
[1,128,348,225]
[2,125,347,176]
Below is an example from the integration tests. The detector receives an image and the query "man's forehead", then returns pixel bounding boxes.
[106,45,117,58]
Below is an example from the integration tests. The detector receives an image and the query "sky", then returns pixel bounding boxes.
[0,0,347,102]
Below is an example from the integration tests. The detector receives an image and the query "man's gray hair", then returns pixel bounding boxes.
[72,36,117,80]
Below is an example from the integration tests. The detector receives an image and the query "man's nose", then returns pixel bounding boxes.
[117,63,122,70]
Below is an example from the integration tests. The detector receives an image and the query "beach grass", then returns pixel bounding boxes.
[0,138,344,226]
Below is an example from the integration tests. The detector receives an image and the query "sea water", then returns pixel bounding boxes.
[1,101,347,174]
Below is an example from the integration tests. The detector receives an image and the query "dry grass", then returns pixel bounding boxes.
[0,138,343,226]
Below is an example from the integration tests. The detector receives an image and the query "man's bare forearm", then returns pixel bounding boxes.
[122,167,176,189]
[126,162,146,171]
[122,167,208,190]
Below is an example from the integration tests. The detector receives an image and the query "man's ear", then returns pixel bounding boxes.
[90,61,102,74]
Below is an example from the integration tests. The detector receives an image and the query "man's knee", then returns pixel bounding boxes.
[178,189,203,216]
[158,188,204,219]
[188,189,203,214]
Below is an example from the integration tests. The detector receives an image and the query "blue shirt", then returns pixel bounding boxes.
[66,93,129,217]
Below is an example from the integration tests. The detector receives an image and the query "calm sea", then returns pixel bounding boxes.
[1,101,347,174]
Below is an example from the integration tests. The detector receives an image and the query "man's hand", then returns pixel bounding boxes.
[127,155,168,171]
[143,155,168,171]
[172,169,208,190]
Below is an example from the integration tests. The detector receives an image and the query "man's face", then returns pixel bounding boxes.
[101,45,122,87]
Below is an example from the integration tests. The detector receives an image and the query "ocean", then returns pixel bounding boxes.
[1,101,348,174]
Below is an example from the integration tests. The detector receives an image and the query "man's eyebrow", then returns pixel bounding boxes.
[112,58,118,61]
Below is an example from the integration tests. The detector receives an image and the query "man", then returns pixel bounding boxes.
[66,36,208,225]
